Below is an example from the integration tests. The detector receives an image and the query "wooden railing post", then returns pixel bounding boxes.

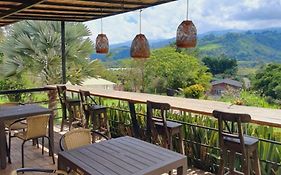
[48,89,57,118]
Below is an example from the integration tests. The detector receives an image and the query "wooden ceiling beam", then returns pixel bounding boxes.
[0,0,46,19]
[31,6,122,13]
[76,0,154,6]
[12,13,96,19]
[40,2,134,10]
[6,16,85,22]
[21,9,118,16]
[18,12,100,17]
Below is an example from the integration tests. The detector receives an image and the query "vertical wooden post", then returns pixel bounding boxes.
[128,101,140,138]
[61,21,66,84]
[48,89,57,156]
[48,89,57,119]
[0,121,7,169]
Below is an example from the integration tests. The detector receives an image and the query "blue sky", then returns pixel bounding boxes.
[85,0,281,44]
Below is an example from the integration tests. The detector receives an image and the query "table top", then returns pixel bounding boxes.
[46,85,281,128]
[58,136,187,175]
[0,104,52,121]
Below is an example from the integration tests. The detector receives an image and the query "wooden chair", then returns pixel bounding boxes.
[146,101,184,154]
[213,110,261,175]
[14,115,55,168]
[11,168,67,175]
[1,102,27,164]
[79,90,111,138]
[57,85,82,131]
[59,128,109,151]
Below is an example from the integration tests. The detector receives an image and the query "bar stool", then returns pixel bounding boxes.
[79,90,111,138]
[57,85,82,131]
[213,110,261,175]
[146,101,184,154]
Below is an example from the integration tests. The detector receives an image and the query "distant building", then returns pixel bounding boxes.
[67,77,116,90]
[82,78,116,90]
[210,79,242,96]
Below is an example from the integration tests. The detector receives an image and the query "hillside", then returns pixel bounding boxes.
[199,30,281,62]
[91,28,281,64]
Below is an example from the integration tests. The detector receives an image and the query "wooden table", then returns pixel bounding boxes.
[58,136,187,175]
[0,104,53,169]
[46,85,281,137]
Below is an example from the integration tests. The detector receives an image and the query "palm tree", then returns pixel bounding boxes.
[0,21,95,85]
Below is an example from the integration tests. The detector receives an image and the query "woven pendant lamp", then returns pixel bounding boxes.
[130,10,150,59]
[96,34,109,54]
[96,10,109,54]
[176,0,197,48]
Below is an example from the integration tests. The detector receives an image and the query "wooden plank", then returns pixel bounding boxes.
[11,13,96,19]
[117,136,180,158]
[59,152,103,175]
[6,16,85,22]
[104,139,162,163]
[98,140,156,166]
[31,4,127,12]
[114,138,169,161]
[69,150,119,175]
[19,10,113,16]
[92,142,148,170]
[85,145,140,173]
[0,0,45,19]
[80,148,131,175]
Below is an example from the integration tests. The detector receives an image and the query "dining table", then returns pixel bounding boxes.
[0,104,53,169]
[58,136,187,175]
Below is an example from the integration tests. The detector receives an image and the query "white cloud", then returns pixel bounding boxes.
[84,0,281,44]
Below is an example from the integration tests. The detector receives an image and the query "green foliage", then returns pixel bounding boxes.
[0,77,26,102]
[253,64,281,100]
[145,47,212,93]
[0,21,94,85]
[202,55,238,76]
[217,90,278,109]
[183,84,205,99]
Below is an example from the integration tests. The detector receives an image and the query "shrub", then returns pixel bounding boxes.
[183,84,205,99]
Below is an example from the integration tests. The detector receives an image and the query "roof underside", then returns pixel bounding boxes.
[0,0,176,27]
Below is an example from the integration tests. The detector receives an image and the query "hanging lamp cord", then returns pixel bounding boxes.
[139,9,142,34]
[186,0,189,20]
[100,8,103,34]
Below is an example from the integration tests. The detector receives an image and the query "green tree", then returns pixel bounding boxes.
[202,55,238,76]
[0,21,94,85]
[145,47,212,93]
[253,64,281,99]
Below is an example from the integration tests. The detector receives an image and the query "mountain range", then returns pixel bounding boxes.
[90,28,281,64]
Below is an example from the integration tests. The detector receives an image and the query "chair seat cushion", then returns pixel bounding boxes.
[154,120,182,128]
[223,135,259,146]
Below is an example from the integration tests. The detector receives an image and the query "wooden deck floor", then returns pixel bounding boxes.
[0,126,213,175]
